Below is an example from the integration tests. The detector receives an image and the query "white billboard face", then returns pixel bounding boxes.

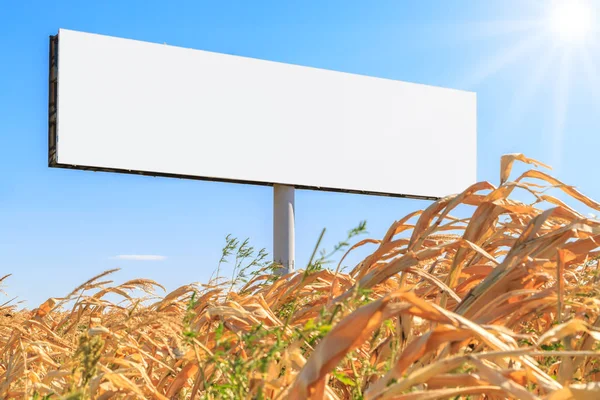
[49,29,476,199]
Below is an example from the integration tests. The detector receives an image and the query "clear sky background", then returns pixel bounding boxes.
[1,0,599,307]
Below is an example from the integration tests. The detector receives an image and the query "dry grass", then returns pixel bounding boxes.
[3,154,600,399]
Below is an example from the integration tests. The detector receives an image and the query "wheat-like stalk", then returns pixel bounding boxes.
[2,154,600,399]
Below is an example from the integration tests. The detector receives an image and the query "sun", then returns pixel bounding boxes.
[548,0,596,43]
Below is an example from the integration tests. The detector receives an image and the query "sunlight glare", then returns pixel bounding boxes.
[548,0,595,43]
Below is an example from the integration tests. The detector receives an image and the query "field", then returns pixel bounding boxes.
[2,154,600,399]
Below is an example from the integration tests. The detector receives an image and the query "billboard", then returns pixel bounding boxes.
[48,28,476,199]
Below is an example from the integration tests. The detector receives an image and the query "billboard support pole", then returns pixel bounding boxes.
[273,184,295,275]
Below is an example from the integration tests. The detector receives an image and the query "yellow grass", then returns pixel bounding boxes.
[3,154,600,399]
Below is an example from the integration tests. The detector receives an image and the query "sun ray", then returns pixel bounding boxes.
[456,0,597,173]
[454,19,543,41]
[551,48,573,171]
[579,44,600,110]
[457,31,547,89]
[502,44,559,130]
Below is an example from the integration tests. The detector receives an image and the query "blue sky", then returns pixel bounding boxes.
[1,0,599,307]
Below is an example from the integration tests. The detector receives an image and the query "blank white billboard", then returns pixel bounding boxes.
[49,28,476,199]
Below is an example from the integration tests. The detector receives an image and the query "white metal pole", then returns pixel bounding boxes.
[273,184,295,274]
